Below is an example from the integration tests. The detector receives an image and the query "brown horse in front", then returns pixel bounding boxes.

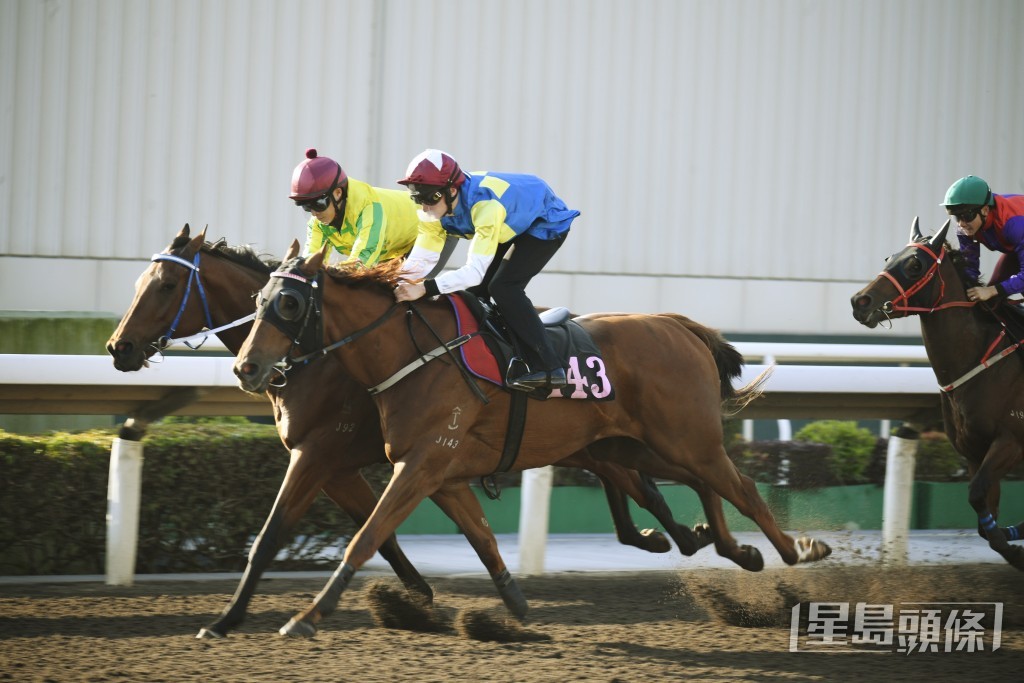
[851,217,1024,570]
[234,241,832,636]
[107,225,718,637]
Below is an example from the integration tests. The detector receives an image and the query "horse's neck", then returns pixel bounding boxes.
[920,306,1001,387]
[321,284,444,388]
[201,251,270,355]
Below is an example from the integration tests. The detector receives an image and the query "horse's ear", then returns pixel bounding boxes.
[177,223,191,240]
[305,244,327,273]
[929,219,951,249]
[284,240,301,261]
[198,224,208,240]
[185,229,206,254]
[909,216,922,242]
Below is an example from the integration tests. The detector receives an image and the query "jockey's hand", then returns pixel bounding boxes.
[394,282,427,302]
[967,285,998,302]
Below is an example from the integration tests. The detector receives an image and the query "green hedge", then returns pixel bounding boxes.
[0,423,390,575]
[4,421,1022,576]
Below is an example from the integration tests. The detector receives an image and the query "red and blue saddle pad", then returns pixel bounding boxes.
[446,293,615,401]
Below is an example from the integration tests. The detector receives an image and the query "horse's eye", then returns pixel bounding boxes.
[160,280,176,292]
[273,290,305,322]
[905,257,924,277]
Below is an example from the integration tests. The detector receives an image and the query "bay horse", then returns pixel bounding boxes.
[233,241,833,636]
[107,225,718,638]
[851,217,1024,570]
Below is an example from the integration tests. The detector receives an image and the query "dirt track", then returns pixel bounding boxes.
[0,565,1020,682]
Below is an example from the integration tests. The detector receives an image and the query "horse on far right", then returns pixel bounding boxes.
[851,217,1024,570]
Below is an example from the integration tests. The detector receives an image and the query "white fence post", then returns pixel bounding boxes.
[881,425,920,566]
[106,438,144,585]
[518,466,553,575]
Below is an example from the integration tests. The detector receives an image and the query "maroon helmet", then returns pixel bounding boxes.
[397,149,465,189]
[289,148,347,201]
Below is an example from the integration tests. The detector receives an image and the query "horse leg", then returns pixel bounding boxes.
[967,439,1024,570]
[576,441,713,555]
[690,483,765,571]
[428,482,528,619]
[599,467,718,555]
[279,458,444,637]
[637,434,830,567]
[320,469,434,603]
[1001,521,1024,542]
[594,471,672,553]
[197,446,329,638]
[698,457,829,566]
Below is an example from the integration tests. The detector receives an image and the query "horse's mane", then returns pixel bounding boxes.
[944,243,982,288]
[167,233,281,274]
[321,258,410,292]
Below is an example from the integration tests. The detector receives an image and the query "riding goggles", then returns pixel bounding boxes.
[296,191,333,213]
[949,206,981,224]
[409,186,445,206]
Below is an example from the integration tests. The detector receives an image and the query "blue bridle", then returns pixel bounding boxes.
[151,251,215,350]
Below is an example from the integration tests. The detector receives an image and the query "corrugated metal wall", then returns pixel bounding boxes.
[1,0,1022,335]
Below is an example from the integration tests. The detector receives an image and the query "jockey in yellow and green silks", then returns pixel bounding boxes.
[289,148,419,266]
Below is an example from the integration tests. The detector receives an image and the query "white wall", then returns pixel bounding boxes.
[1,0,1021,338]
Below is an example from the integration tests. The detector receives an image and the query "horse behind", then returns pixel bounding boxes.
[106,224,717,638]
[851,217,1024,570]
[233,242,833,636]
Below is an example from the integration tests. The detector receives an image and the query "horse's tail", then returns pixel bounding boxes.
[666,314,772,416]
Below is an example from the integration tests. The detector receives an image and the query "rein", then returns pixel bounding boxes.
[877,242,1022,392]
[288,301,402,365]
[370,303,489,403]
[263,267,488,400]
[262,268,404,385]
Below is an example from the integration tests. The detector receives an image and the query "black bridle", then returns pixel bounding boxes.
[253,259,487,401]
[253,261,401,385]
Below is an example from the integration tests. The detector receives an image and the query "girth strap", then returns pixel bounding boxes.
[480,389,529,500]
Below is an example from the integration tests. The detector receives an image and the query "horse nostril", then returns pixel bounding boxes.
[108,340,132,357]
[853,295,871,310]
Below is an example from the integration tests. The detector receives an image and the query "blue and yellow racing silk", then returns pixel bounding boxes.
[404,172,579,293]
[304,178,420,266]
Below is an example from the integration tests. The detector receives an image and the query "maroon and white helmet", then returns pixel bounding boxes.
[289,148,347,200]
[397,149,465,188]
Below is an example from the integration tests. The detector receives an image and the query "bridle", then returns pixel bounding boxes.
[876,240,976,318]
[254,263,403,387]
[873,238,1021,393]
[254,261,485,400]
[149,251,256,354]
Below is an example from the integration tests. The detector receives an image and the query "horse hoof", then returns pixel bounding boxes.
[692,523,714,550]
[279,618,317,637]
[638,528,672,553]
[796,537,832,563]
[195,627,225,639]
[737,545,765,572]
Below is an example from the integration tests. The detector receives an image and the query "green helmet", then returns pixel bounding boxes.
[943,175,993,208]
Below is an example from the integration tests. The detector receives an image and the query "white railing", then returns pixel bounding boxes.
[0,345,941,580]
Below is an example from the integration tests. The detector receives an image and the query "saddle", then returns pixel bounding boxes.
[449,292,615,401]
